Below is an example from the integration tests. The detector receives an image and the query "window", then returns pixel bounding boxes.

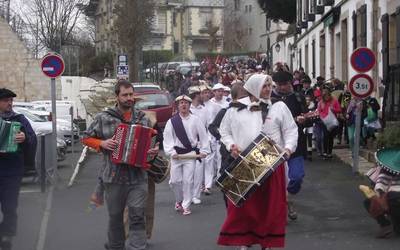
[234,0,240,11]
[249,5,252,12]
[245,5,248,12]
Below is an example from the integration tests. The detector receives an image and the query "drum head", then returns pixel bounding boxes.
[148,156,170,184]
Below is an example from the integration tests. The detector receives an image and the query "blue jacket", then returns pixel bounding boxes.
[0,113,37,177]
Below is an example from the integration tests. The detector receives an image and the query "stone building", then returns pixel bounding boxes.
[86,0,224,59]
[0,16,55,101]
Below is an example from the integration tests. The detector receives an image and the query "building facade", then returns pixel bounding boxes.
[86,0,224,59]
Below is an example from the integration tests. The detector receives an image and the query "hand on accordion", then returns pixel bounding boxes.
[15,131,25,144]
[100,138,118,151]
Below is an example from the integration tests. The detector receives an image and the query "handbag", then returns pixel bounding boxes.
[321,108,339,131]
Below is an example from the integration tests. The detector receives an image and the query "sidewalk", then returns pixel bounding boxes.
[334,146,375,175]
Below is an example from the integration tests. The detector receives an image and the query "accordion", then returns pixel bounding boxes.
[111,124,157,169]
[0,118,21,153]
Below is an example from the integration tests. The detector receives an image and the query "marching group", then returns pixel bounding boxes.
[0,55,396,250]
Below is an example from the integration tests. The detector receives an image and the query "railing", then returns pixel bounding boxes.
[385,63,400,121]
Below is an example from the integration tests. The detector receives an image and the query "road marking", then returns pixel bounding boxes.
[20,189,41,194]
[35,185,54,250]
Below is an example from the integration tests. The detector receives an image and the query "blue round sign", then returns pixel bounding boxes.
[41,53,65,78]
[350,47,376,73]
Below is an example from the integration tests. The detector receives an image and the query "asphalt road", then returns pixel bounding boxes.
[13,151,400,250]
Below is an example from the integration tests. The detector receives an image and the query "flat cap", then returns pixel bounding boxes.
[0,88,17,99]
[175,95,192,103]
[188,86,201,95]
[272,71,293,84]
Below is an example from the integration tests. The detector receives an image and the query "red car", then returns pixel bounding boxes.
[134,90,174,130]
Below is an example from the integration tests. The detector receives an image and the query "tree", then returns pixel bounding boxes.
[223,7,247,52]
[19,0,86,53]
[257,0,296,24]
[113,0,155,82]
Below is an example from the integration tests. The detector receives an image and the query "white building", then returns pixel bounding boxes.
[86,0,224,59]
[282,0,400,121]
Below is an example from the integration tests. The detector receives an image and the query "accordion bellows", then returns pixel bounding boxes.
[0,118,21,153]
[111,124,157,169]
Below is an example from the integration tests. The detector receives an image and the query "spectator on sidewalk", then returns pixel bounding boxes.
[317,86,341,159]
[0,88,37,250]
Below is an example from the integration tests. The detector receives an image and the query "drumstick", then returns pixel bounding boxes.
[175,152,202,160]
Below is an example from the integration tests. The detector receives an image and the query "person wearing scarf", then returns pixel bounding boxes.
[218,74,298,250]
[0,88,37,250]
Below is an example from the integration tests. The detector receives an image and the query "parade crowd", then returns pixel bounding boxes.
[0,55,398,250]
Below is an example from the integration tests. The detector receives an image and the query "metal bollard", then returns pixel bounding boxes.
[40,135,46,193]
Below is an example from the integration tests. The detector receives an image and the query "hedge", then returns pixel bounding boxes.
[143,50,174,67]
[195,51,261,61]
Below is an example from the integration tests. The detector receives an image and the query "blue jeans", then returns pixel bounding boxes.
[287,156,305,195]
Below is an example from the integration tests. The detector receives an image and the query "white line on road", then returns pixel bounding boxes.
[20,189,41,194]
[35,185,55,250]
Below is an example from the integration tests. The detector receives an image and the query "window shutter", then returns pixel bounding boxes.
[381,14,389,86]
[360,4,367,47]
[352,11,357,50]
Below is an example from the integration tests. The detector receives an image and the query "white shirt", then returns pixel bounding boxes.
[220,101,298,154]
[190,103,209,129]
[163,113,210,157]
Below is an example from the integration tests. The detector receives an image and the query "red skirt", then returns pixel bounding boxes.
[217,164,287,248]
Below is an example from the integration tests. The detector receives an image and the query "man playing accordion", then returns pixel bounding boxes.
[218,74,298,250]
[82,80,159,250]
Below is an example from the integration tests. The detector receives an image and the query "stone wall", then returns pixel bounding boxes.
[0,17,60,101]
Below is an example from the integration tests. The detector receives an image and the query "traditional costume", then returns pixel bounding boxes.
[163,95,210,215]
[218,74,298,249]
[188,86,210,204]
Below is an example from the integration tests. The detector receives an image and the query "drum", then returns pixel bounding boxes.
[111,123,157,169]
[216,132,286,207]
[147,155,170,184]
[0,118,21,153]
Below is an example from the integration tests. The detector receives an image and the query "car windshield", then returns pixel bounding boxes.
[13,108,46,122]
[135,93,171,110]
[167,63,179,70]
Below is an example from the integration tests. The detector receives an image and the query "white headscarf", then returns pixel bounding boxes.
[243,74,273,104]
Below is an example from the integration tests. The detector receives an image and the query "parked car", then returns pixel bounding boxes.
[132,83,161,93]
[175,62,200,75]
[134,90,174,130]
[13,107,78,146]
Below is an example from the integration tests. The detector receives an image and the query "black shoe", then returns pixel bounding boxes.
[104,243,110,250]
[288,202,298,221]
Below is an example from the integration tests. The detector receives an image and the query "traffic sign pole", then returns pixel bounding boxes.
[41,53,65,186]
[50,77,58,184]
[352,100,363,174]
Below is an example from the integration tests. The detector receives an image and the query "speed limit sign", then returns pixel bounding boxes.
[348,74,374,99]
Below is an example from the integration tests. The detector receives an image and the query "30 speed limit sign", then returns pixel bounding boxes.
[348,74,374,99]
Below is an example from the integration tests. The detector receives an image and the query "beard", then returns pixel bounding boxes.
[118,100,134,109]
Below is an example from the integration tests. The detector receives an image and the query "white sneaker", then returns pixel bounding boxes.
[192,198,201,204]
[182,208,192,215]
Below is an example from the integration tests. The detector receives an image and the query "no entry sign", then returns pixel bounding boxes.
[350,47,376,73]
[41,53,65,78]
[348,74,374,99]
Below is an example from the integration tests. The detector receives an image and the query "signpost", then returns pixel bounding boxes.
[117,54,129,80]
[349,48,376,174]
[41,53,65,184]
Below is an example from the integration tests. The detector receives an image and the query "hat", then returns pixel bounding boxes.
[188,86,201,95]
[301,75,312,84]
[223,86,231,92]
[272,71,293,84]
[175,95,192,103]
[212,83,225,91]
[0,88,17,99]
[244,74,269,99]
[375,148,400,175]
[199,84,211,92]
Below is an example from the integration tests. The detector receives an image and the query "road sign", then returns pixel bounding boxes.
[118,54,128,66]
[117,65,129,80]
[41,53,65,78]
[350,47,376,73]
[348,74,374,99]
